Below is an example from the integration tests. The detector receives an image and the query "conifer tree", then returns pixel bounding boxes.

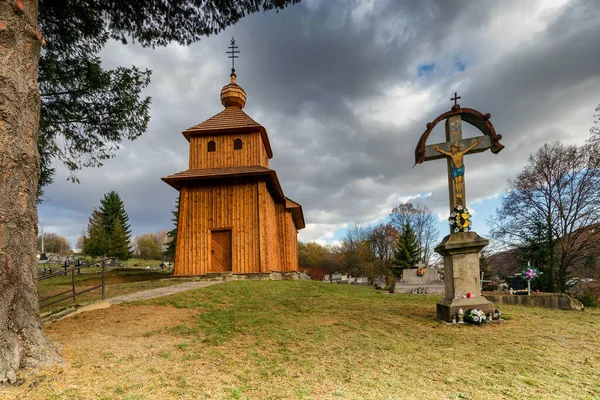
[82,191,132,259]
[98,191,131,259]
[107,216,130,260]
[82,209,106,257]
[164,197,179,261]
[392,222,420,277]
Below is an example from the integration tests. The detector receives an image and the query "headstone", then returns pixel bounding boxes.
[402,268,439,284]
[374,275,386,288]
[323,274,330,282]
[107,257,119,267]
[355,276,369,285]
[331,273,342,283]
[340,274,349,284]
[298,271,311,280]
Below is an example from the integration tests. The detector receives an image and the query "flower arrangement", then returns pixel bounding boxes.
[448,205,471,233]
[417,267,426,276]
[521,266,539,281]
[464,309,488,325]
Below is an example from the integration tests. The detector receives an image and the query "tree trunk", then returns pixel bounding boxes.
[0,0,61,383]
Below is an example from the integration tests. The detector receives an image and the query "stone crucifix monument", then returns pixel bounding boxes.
[414,93,504,322]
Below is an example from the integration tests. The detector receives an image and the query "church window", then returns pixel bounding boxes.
[208,140,216,152]
[234,138,243,150]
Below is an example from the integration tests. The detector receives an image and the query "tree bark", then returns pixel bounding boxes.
[0,0,61,383]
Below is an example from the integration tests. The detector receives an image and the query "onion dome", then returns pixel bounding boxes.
[220,73,247,109]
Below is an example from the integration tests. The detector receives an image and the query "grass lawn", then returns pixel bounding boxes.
[4,281,600,399]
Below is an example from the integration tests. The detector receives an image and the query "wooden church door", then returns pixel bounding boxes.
[211,230,232,272]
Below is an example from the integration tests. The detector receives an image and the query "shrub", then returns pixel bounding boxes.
[577,290,599,308]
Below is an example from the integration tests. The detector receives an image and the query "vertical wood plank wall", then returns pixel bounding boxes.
[189,132,269,169]
[257,182,268,272]
[174,180,260,276]
[174,179,300,276]
[284,211,299,271]
[264,191,282,271]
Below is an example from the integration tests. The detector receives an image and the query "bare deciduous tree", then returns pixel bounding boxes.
[367,223,398,280]
[489,142,600,292]
[133,233,163,260]
[36,233,71,254]
[339,223,373,277]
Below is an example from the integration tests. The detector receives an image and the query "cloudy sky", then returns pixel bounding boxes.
[39,0,600,250]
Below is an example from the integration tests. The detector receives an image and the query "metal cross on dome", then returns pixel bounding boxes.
[227,37,240,75]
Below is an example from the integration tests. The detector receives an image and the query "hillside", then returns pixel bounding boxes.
[3,281,599,399]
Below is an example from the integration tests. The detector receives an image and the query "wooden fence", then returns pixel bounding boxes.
[38,258,110,310]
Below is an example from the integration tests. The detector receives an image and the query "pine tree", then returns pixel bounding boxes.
[391,222,420,277]
[107,217,130,260]
[83,209,106,257]
[98,191,131,259]
[164,197,179,261]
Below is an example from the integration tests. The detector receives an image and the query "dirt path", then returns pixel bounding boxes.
[44,281,225,323]
[107,280,223,304]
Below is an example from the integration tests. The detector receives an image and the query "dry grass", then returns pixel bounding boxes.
[37,268,185,313]
[2,281,600,400]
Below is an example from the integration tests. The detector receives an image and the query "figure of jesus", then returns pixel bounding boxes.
[433,140,480,200]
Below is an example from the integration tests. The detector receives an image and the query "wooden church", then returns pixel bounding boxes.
[162,42,304,276]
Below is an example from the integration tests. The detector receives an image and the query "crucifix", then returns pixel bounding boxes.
[421,95,494,211]
[413,96,503,321]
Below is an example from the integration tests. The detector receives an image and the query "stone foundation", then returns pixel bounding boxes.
[437,297,494,322]
[177,271,299,282]
[394,282,445,294]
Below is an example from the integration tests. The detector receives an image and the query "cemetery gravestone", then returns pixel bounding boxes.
[107,257,119,267]
[298,271,311,280]
[374,275,386,288]
[402,268,439,284]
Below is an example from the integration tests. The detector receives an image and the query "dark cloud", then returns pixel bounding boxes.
[39,0,600,247]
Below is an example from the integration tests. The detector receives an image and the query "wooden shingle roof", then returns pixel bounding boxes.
[162,165,283,199]
[285,197,306,230]
[182,108,273,159]
[162,166,305,230]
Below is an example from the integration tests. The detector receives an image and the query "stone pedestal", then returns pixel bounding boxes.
[435,232,494,322]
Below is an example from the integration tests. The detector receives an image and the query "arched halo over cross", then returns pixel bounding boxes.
[227,37,240,75]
